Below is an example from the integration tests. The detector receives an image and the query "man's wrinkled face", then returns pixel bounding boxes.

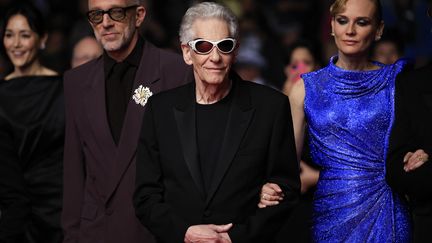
[181,18,237,86]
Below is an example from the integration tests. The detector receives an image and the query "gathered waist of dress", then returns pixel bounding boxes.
[318,167,386,181]
[317,159,385,171]
[315,168,392,195]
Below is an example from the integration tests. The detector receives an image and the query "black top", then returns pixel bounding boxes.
[104,36,144,144]
[0,75,64,243]
[196,87,233,194]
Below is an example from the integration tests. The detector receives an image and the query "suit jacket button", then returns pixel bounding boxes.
[203,210,212,217]
[105,209,114,215]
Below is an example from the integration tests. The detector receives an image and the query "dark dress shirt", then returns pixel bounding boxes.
[104,37,144,144]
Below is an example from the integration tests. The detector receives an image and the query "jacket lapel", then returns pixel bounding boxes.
[205,78,255,206]
[174,82,206,199]
[84,58,117,163]
[105,41,162,203]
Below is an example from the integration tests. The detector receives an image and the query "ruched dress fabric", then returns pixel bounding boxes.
[303,57,411,243]
[0,76,64,243]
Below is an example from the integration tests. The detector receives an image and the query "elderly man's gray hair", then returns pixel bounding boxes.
[179,2,239,44]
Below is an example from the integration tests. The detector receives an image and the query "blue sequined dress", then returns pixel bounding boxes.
[303,57,411,242]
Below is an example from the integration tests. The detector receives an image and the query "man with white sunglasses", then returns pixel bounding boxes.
[133,2,300,243]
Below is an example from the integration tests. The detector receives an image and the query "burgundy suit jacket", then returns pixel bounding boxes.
[62,41,190,243]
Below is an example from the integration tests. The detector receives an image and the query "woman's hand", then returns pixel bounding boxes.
[403,149,429,172]
[258,183,284,208]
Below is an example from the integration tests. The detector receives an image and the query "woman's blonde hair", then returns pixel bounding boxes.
[330,0,382,23]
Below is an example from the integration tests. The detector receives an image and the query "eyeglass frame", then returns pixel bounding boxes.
[86,5,138,24]
[187,38,237,55]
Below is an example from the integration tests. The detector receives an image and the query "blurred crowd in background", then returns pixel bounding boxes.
[1,0,432,89]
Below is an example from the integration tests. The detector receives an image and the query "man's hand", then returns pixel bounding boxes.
[403,149,429,172]
[184,223,232,243]
[219,232,232,243]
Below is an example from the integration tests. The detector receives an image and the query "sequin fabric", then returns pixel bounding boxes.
[303,56,411,242]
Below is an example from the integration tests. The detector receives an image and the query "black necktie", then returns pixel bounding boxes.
[106,61,129,145]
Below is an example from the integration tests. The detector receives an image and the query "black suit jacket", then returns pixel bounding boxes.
[386,64,432,242]
[134,73,300,243]
[62,41,190,243]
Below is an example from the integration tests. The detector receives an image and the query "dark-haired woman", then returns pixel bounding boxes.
[0,3,63,243]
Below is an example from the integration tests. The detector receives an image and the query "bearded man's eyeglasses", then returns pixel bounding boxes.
[87,5,138,24]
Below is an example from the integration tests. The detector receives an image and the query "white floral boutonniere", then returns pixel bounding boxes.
[132,85,153,107]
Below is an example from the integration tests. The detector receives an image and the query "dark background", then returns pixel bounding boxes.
[1,0,431,89]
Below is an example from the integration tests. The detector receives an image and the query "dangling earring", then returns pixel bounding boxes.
[375,36,381,41]
[40,43,46,50]
[331,32,335,36]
